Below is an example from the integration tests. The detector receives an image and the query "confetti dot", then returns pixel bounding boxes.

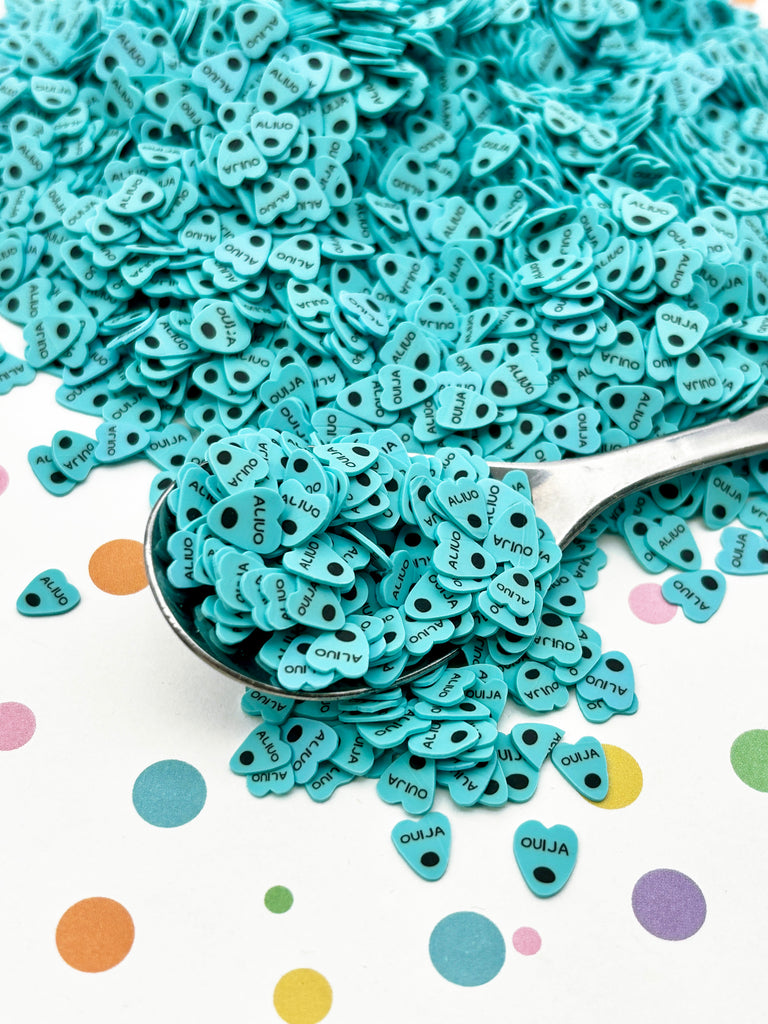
[587,744,643,809]
[88,539,147,595]
[512,927,541,956]
[730,729,768,792]
[429,912,505,986]
[0,701,36,750]
[55,897,134,972]
[265,885,294,914]
[132,759,207,827]
[0,465,8,495]
[632,869,706,940]
[273,968,333,1024]
[628,583,677,623]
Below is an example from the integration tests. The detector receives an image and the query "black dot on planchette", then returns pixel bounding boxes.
[584,772,602,790]
[420,852,439,868]
[533,866,556,884]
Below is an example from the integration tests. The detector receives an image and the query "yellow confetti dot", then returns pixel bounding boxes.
[89,539,147,595]
[273,968,333,1024]
[588,744,643,809]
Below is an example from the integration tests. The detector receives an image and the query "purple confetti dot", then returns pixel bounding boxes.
[632,868,706,940]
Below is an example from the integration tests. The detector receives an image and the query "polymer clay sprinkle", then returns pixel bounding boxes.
[16,568,80,615]
[6,0,768,890]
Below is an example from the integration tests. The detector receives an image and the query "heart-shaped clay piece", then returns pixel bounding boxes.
[551,736,609,800]
[246,765,295,797]
[282,717,339,784]
[645,514,701,570]
[230,723,292,775]
[306,763,354,802]
[655,302,708,356]
[17,568,80,616]
[407,719,480,759]
[703,466,748,528]
[716,528,768,575]
[510,722,564,769]
[661,569,725,623]
[576,650,635,711]
[496,733,540,802]
[470,128,520,177]
[391,811,451,881]
[513,819,578,897]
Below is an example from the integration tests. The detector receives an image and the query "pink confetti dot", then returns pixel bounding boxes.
[628,583,677,624]
[512,926,541,956]
[0,465,8,496]
[0,702,36,750]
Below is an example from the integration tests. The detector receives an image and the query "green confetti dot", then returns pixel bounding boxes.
[730,730,768,792]
[264,885,293,913]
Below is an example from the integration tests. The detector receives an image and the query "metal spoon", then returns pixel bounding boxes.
[144,406,768,699]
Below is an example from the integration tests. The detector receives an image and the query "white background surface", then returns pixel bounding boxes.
[3,4,768,1021]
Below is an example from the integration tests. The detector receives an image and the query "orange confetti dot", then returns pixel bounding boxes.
[55,897,135,972]
[89,539,147,595]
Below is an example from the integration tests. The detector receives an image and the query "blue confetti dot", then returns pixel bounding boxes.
[428,911,506,986]
[132,759,207,827]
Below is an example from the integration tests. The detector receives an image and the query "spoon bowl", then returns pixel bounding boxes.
[145,406,768,699]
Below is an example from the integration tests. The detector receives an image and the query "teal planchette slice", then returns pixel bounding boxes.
[645,515,701,570]
[0,347,35,394]
[495,737,536,798]
[576,651,635,711]
[551,736,609,800]
[246,765,295,797]
[282,537,355,588]
[305,762,354,802]
[403,572,472,621]
[486,567,536,615]
[513,819,578,898]
[314,441,379,475]
[542,406,602,454]
[215,228,271,277]
[93,421,149,464]
[576,691,639,724]
[434,386,497,431]
[377,750,436,814]
[17,568,80,616]
[433,522,496,579]
[209,439,269,492]
[378,363,436,412]
[391,811,451,881]
[283,717,339,784]
[106,174,164,216]
[328,724,375,776]
[411,665,475,707]
[165,530,198,589]
[27,445,77,496]
[510,722,564,770]
[207,486,283,553]
[661,569,725,623]
[230,723,292,775]
[285,579,345,632]
[434,478,490,539]
[655,302,708,356]
[407,719,479,758]
[306,624,369,677]
[716,527,768,575]
[703,466,748,528]
[267,233,321,281]
[51,429,97,483]
[597,385,664,440]
[279,479,332,546]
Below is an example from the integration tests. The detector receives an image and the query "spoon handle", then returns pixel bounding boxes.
[488,406,768,549]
